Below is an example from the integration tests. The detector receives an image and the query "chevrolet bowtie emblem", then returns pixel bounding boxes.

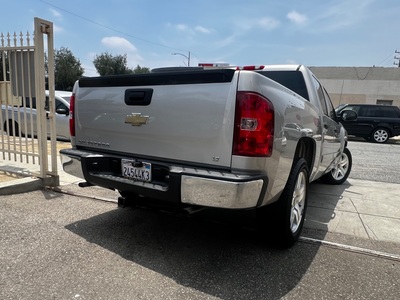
[125,113,149,126]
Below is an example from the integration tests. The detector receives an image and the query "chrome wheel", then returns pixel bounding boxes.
[321,148,352,185]
[290,171,306,234]
[331,151,350,181]
[372,128,389,143]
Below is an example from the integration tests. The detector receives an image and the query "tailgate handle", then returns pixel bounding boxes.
[125,89,153,106]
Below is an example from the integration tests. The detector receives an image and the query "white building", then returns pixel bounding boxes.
[309,66,400,107]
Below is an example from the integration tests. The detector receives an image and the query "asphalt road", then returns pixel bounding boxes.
[347,137,400,184]
[1,187,400,300]
[1,138,400,299]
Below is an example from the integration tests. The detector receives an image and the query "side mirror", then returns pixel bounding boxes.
[56,108,69,116]
[340,110,357,121]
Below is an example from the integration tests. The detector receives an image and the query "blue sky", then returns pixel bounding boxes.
[1,0,400,76]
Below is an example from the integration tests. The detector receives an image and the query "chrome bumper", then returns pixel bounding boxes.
[60,152,85,180]
[181,176,263,209]
[60,150,265,209]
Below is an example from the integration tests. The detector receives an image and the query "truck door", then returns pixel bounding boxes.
[313,77,342,171]
[44,96,70,140]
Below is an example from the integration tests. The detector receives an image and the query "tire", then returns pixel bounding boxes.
[257,158,309,248]
[371,128,389,143]
[320,148,352,185]
[4,120,19,136]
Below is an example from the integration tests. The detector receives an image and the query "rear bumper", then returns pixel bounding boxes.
[60,148,267,209]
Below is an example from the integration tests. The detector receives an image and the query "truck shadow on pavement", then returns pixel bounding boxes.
[63,183,348,299]
[305,180,354,238]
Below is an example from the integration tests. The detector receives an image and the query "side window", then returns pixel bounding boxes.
[358,106,366,117]
[346,105,361,115]
[323,88,336,119]
[343,105,360,114]
[312,76,328,116]
[55,99,68,114]
[358,106,376,117]
[380,107,397,118]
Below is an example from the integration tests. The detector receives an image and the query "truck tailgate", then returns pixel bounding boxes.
[74,70,238,168]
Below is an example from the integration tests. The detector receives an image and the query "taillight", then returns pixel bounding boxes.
[233,91,274,157]
[69,93,75,137]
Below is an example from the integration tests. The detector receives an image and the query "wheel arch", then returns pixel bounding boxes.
[293,137,315,178]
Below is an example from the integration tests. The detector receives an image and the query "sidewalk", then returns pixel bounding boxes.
[1,156,400,245]
[307,180,400,244]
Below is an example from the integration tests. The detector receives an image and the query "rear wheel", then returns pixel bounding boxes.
[321,148,352,185]
[257,158,308,248]
[371,128,389,143]
[4,120,19,136]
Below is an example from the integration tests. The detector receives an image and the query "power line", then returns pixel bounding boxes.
[376,52,395,66]
[39,0,188,53]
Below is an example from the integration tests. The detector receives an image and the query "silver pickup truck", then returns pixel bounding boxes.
[60,64,354,247]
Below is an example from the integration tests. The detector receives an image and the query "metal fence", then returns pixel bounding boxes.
[0,18,58,186]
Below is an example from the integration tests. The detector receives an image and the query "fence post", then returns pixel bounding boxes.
[33,18,58,185]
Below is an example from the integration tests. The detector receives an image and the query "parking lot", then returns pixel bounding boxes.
[0,138,400,299]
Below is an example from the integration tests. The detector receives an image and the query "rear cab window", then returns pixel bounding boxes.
[258,71,310,101]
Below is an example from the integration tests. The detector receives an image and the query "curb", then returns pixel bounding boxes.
[0,177,44,196]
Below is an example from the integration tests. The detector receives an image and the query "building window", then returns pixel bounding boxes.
[376,99,393,106]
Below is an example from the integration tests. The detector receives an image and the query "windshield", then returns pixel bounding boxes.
[62,96,71,103]
[335,104,347,113]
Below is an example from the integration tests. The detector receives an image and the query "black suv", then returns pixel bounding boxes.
[335,104,400,143]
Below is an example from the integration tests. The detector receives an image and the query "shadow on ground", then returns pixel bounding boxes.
[65,201,325,299]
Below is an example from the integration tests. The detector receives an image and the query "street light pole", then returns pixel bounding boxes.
[172,51,190,66]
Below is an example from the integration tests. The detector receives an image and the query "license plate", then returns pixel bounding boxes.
[121,159,152,182]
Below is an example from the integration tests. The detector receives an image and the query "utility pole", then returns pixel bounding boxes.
[394,50,400,67]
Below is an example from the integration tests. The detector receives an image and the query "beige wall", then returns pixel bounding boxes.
[329,94,366,107]
[309,67,400,107]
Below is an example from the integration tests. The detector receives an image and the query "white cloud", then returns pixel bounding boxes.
[257,17,280,30]
[195,26,211,34]
[215,33,238,48]
[166,23,212,35]
[176,24,189,32]
[236,17,280,32]
[214,16,279,49]
[101,36,143,67]
[287,11,308,25]
[101,36,137,52]
[49,8,62,19]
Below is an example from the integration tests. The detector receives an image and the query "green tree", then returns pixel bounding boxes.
[93,52,134,76]
[54,47,84,91]
[133,65,150,74]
